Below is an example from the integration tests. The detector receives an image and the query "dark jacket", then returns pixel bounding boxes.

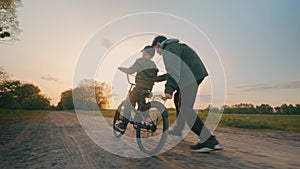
[118,57,158,90]
[160,39,208,95]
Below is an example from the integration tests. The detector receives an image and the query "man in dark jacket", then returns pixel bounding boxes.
[152,36,222,152]
[115,45,158,132]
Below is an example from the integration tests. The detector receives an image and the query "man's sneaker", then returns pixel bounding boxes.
[169,128,182,137]
[114,122,127,133]
[190,135,222,153]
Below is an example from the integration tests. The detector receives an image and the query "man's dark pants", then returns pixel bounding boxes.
[173,78,211,142]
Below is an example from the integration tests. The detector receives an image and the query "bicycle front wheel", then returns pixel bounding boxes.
[136,101,169,155]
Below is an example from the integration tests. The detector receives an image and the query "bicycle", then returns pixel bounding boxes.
[113,72,169,155]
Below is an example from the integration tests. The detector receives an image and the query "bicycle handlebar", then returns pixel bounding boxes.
[126,73,135,85]
[118,67,135,85]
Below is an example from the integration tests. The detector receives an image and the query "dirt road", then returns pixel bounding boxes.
[1,111,299,169]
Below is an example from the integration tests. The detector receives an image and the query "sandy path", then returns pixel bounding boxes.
[0,111,299,169]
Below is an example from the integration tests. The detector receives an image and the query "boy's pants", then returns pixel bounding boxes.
[123,86,150,124]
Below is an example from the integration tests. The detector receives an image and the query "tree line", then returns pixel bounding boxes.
[0,67,112,110]
[0,67,50,109]
[222,103,300,115]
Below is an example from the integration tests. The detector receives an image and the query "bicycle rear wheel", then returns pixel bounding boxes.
[113,101,125,137]
[136,101,169,155]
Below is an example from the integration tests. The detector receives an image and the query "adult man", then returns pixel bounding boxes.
[152,36,222,152]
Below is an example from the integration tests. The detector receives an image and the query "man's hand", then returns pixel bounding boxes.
[165,93,172,99]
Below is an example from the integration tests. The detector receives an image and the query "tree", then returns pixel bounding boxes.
[274,106,282,114]
[288,104,295,114]
[0,73,51,109]
[21,94,50,110]
[95,81,112,109]
[280,104,296,114]
[0,79,20,92]
[0,66,10,83]
[58,79,113,110]
[14,83,40,104]
[0,91,19,108]
[256,104,273,114]
[223,103,257,114]
[280,104,289,114]
[74,79,112,110]
[0,80,21,108]
[0,0,22,43]
[295,104,300,115]
[57,89,74,110]
[73,79,98,110]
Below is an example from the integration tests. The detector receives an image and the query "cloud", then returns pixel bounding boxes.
[41,75,60,82]
[276,80,300,89]
[237,84,273,92]
[237,80,300,92]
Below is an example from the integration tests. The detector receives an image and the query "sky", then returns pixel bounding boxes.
[1,0,300,108]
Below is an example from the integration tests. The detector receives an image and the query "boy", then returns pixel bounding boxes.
[115,45,158,132]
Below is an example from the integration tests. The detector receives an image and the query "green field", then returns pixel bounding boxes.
[0,109,48,120]
[219,114,300,132]
[99,109,300,132]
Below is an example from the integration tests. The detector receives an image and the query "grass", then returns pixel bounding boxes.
[74,109,116,118]
[100,109,300,132]
[218,114,300,132]
[0,109,48,121]
[100,109,116,118]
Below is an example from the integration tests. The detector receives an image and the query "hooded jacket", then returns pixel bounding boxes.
[160,39,208,94]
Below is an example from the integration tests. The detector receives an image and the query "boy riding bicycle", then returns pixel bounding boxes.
[114,45,159,132]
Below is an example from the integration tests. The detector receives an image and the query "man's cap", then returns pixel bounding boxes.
[141,45,155,56]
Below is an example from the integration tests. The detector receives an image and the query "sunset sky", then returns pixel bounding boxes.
[1,0,300,108]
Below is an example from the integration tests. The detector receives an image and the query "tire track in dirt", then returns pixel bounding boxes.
[0,121,26,150]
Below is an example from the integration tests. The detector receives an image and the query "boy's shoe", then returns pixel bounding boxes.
[190,135,222,153]
[114,122,127,133]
